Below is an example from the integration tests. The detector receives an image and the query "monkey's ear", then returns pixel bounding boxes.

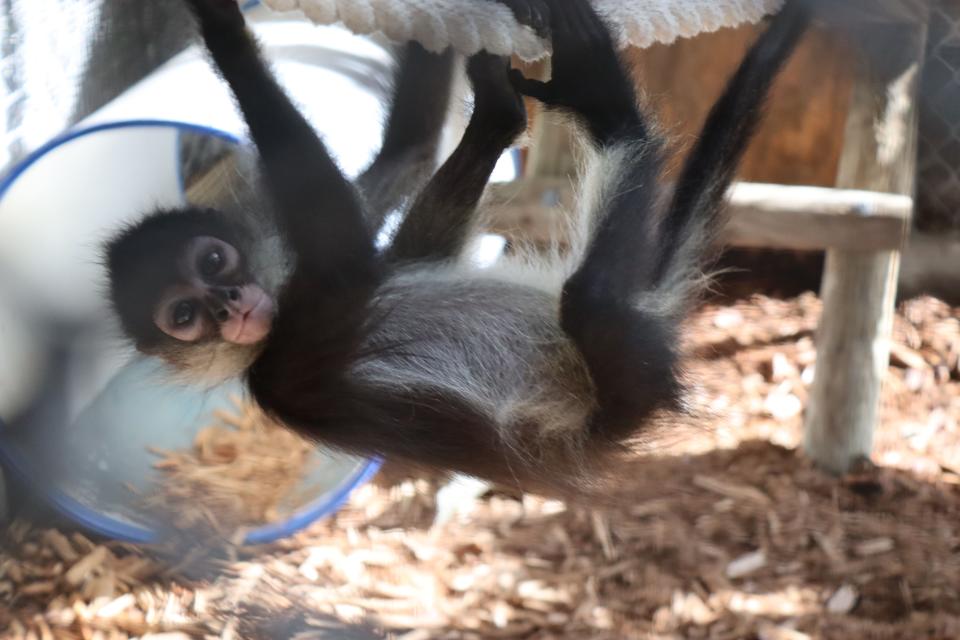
[102,211,194,343]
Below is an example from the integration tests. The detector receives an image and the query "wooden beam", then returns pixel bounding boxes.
[483,179,912,252]
[724,183,911,251]
[803,19,926,474]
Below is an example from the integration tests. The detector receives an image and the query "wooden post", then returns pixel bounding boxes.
[526,111,578,178]
[803,19,926,473]
[500,66,579,253]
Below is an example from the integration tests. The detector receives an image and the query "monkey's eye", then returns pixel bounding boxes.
[172,300,197,327]
[200,250,225,278]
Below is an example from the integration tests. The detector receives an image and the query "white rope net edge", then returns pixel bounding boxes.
[261,0,784,60]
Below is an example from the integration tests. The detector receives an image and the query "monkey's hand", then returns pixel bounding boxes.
[183,0,246,31]
[488,0,551,38]
[467,53,527,141]
[508,0,641,145]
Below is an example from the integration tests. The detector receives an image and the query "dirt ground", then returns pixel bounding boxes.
[3,259,960,639]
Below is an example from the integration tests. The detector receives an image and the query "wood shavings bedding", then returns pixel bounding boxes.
[3,293,960,639]
[141,396,316,537]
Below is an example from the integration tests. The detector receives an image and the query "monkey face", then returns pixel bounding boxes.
[105,207,279,377]
[152,235,274,346]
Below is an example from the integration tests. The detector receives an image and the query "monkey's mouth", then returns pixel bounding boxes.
[221,286,274,345]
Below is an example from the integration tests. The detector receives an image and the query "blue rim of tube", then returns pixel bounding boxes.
[0,438,382,544]
[0,116,382,543]
[0,119,243,201]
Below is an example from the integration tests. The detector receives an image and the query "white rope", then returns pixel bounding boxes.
[262,0,784,59]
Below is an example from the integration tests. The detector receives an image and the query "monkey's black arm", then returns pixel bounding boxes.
[185,0,377,282]
[387,53,525,262]
[653,0,810,282]
[356,43,455,234]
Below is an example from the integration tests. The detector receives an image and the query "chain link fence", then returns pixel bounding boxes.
[918,0,960,232]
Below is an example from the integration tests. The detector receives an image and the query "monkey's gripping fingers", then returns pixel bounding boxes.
[183,0,245,29]
[183,0,251,54]
[467,53,527,140]
[508,0,642,146]
[488,0,551,38]
[507,69,553,104]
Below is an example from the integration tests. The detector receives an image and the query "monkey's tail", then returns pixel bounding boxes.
[648,0,811,317]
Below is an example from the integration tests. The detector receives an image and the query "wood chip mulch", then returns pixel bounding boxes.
[142,397,317,537]
[2,293,960,640]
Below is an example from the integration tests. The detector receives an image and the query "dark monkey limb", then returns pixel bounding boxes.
[388,53,526,263]
[356,43,456,233]
[359,0,548,241]
[111,0,810,495]
[185,0,377,286]
[512,0,811,437]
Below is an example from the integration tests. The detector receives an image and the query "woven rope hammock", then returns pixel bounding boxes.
[261,0,783,59]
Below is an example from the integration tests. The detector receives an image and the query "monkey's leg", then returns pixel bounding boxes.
[387,53,526,263]
[511,0,676,433]
[513,0,810,434]
[356,44,455,233]
[184,0,377,283]
[361,0,556,237]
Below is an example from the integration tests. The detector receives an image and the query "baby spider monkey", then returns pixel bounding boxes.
[106,0,810,494]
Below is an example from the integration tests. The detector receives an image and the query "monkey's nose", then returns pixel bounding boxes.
[212,287,242,303]
[215,308,230,323]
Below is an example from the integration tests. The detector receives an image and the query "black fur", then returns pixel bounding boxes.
[388,53,526,262]
[508,1,644,146]
[105,208,249,349]
[653,0,812,285]
[356,42,456,232]
[490,0,551,37]
[107,0,810,493]
[536,0,812,438]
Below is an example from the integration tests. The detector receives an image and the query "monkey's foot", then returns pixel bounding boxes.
[467,53,527,138]
[488,0,550,38]
[508,0,640,143]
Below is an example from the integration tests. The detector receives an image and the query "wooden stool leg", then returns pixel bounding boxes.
[804,21,926,473]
